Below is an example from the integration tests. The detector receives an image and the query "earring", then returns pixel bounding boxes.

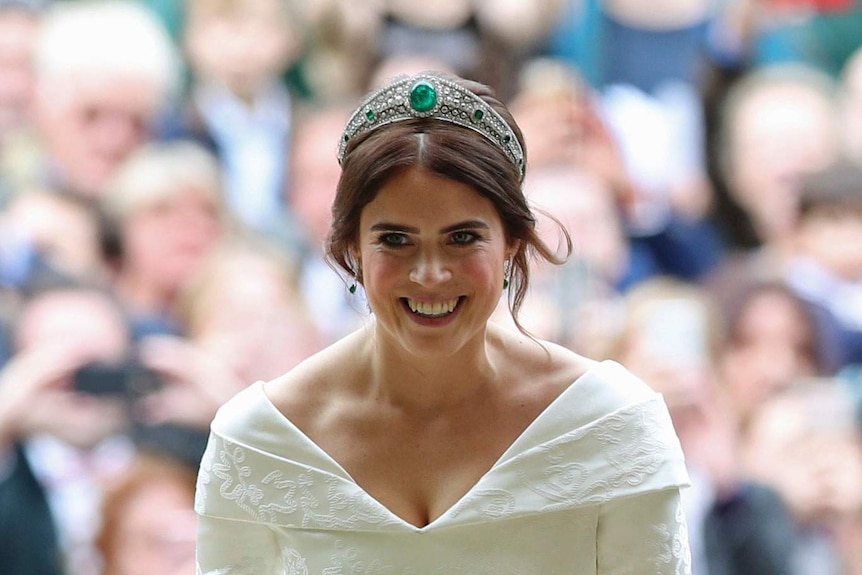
[349,261,362,294]
[503,260,511,290]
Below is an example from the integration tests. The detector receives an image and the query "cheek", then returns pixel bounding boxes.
[359,252,402,293]
[462,255,500,288]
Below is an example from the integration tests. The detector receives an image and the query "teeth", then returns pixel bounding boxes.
[407,298,459,317]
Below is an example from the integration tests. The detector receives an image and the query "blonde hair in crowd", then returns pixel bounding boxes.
[102,140,226,224]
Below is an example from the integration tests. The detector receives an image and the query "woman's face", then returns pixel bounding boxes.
[357,166,514,358]
[112,477,197,575]
[123,188,223,292]
[719,289,817,421]
[185,0,295,100]
[729,85,839,242]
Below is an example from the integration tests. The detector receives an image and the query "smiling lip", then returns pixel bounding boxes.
[402,296,463,319]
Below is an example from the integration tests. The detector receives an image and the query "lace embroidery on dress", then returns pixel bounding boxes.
[321,540,397,574]
[447,488,517,520]
[519,398,677,508]
[652,496,692,575]
[281,548,309,575]
[197,556,268,575]
[195,438,215,512]
[197,437,400,529]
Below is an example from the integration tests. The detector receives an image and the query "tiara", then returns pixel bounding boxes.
[337,73,525,181]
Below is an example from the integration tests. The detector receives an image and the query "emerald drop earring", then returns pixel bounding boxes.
[349,261,362,294]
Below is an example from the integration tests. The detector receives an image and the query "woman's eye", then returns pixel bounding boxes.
[451,231,478,244]
[380,233,409,246]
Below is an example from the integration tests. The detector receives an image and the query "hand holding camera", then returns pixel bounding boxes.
[0,344,128,449]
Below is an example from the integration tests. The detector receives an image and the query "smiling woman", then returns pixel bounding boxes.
[194,71,692,574]
[355,168,515,355]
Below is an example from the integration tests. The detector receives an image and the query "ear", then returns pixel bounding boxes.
[505,239,521,261]
[349,248,362,276]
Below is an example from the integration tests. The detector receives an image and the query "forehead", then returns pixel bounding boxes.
[737,291,810,334]
[46,73,163,118]
[360,167,501,226]
[17,291,128,351]
[736,85,834,135]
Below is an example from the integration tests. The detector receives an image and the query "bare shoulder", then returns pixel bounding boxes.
[264,328,369,428]
[489,323,597,394]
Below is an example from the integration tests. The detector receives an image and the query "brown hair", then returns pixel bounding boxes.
[326,74,571,333]
[722,280,827,374]
[96,452,197,575]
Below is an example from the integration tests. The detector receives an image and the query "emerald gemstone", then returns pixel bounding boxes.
[503,134,511,143]
[409,81,437,112]
[365,109,375,121]
[472,109,484,121]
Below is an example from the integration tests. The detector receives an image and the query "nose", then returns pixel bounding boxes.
[409,251,452,286]
[92,109,148,160]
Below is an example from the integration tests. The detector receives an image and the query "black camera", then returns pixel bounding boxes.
[72,360,162,400]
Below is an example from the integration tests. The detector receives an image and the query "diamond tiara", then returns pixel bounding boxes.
[337,73,525,181]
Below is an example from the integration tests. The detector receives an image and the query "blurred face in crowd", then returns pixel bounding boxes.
[98,454,199,575]
[108,473,197,575]
[0,8,39,139]
[528,167,628,284]
[744,386,862,524]
[288,109,345,247]
[121,186,223,301]
[17,290,128,362]
[187,246,321,382]
[719,287,818,424]
[185,0,298,101]
[15,290,130,447]
[727,84,840,244]
[4,188,104,279]
[498,168,628,349]
[34,72,163,196]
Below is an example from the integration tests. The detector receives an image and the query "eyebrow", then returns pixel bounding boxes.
[369,220,491,234]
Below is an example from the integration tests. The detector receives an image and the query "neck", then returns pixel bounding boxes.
[361,322,502,412]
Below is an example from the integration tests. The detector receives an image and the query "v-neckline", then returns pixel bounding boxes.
[258,360,607,531]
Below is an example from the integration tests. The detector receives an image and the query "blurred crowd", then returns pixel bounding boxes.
[0,0,861,573]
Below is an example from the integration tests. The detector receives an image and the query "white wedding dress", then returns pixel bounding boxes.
[195,360,691,574]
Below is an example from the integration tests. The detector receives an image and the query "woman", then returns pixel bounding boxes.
[195,72,691,573]
[97,452,198,575]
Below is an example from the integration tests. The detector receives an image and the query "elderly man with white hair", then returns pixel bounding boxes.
[4,0,180,198]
